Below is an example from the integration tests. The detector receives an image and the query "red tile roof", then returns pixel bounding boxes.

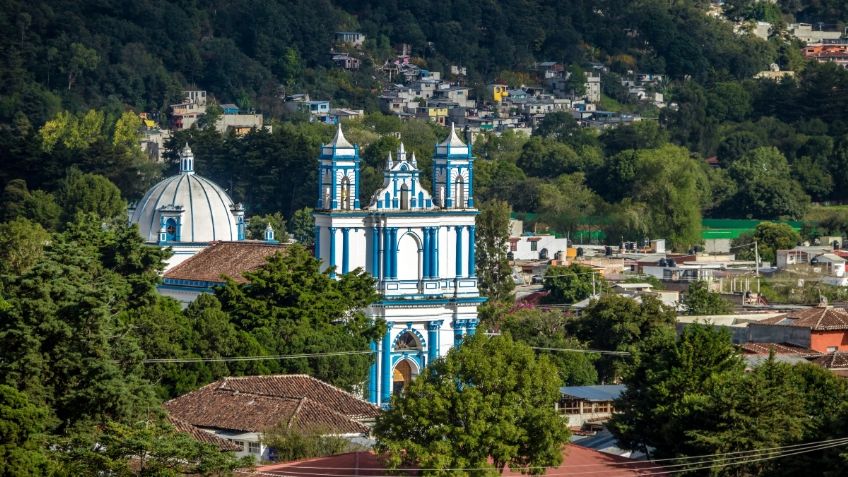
[813,352,848,370]
[758,306,848,331]
[252,445,660,476]
[167,415,242,451]
[738,342,821,357]
[164,241,286,284]
[164,375,378,434]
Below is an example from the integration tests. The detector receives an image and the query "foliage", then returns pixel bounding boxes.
[572,294,676,382]
[374,334,569,476]
[609,325,745,458]
[247,212,288,241]
[55,169,126,224]
[0,218,49,278]
[732,221,801,264]
[475,200,515,302]
[537,173,599,236]
[0,385,55,476]
[682,280,733,316]
[500,309,598,386]
[263,425,362,463]
[213,244,384,390]
[57,419,253,476]
[542,263,606,305]
[288,207,316,247]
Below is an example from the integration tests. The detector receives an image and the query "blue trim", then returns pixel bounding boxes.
[382,227,390,281]
[329,227,337,277]
[342,228,350,274]
[455,226,463,277]
[427,320,442,363]
[423,228,431,278]
[392,328,426,350]
[390,228,398,278]
[371,227,379,277]
[433,227,440,277]
[312,210,479,218]
[369,341,378,404]
[468,225,476,277]
[381,326,393,404]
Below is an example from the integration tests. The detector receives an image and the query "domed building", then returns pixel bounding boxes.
[129,144,245,269]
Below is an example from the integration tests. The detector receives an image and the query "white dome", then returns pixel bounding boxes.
[131,146,240,243]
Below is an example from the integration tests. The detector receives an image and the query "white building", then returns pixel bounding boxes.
[508,234,569,261]
[313,124,484,406]
[129,144,246,270]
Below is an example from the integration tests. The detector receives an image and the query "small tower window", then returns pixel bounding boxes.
[400,184,410,210]
[340,176,352,210]
[455,175,465,209]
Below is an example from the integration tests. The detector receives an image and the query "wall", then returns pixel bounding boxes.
[810,331,848,353]
[747,324,812,349]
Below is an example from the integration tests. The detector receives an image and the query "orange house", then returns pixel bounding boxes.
[751,306,848,354]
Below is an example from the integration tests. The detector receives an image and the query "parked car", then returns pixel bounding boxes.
[531,275,544,284]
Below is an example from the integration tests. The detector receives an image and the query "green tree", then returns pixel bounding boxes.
[374,334,569,476]
[64,42,100,90]
[537,173,599,235]
[55,169,126,224]
[57,419,253,476]
[732,221,800,264]
[263,425,361,463]
[565,64,587,98]
[112,111,142,150]
[0,218,49,278]
[609,325,744,458]
[682,280,734,315]
[475,200,515,302]
[573,294,676,381]
[543,263,606,305]
[501,309,598,386]
[726,147,810,220]
[247,212,288,241]
[213,244,384,390]
[0,215,163,430]
[0,385,55,476]
[288,207,315,247]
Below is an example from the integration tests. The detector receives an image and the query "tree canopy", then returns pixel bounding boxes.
[374,334,569,476]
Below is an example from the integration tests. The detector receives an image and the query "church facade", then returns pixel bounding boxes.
[313,125,484,406]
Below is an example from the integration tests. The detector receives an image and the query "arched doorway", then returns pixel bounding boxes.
[392,359,417,394]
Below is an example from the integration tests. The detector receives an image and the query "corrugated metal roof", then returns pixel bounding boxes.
[560,385,626,402]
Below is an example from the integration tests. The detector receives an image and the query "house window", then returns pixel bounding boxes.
[228,439,245,451]
[510,241,518,252]
[530,241,538,252]
[828,346,838,353]
[248,441,261,454]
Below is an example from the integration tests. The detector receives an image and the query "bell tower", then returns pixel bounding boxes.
[316,124,360,211]
[432,123,474,209]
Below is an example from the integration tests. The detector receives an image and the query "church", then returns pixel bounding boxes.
[313,124,484,406]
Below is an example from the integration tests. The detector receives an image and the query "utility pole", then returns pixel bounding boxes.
[592,272,596,296]
[754,240,760,277]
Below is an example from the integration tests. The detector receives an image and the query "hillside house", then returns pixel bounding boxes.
[558,385,626,427]
[749,305,848,353]
[335,32,365,47]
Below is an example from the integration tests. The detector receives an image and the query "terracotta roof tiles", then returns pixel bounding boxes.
[758,306,848,331]
[167,415,242,451]
[813,352,848,370]
[164,375,378,435]
[164,241,286,284]
[738,342,821,357]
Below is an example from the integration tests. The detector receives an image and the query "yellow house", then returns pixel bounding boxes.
[489,84,510,103]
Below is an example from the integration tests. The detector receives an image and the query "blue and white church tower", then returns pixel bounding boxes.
[313,124,484,405]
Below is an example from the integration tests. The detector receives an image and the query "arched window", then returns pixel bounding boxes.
[400,183,409,210]
[340,176,351,210]
[395,331,422,351]
[455,175,465,208]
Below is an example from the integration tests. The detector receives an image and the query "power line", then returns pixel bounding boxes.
[141,350,373,364]
[236,437,848,476]
[530,346,630,356]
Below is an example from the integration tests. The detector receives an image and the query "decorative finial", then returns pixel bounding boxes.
[264,223,275,242]
[386,151,394,170]
[330,123,353,148]
[411,151,417,167]
[398,142,407,162]
[179,142,194,174]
